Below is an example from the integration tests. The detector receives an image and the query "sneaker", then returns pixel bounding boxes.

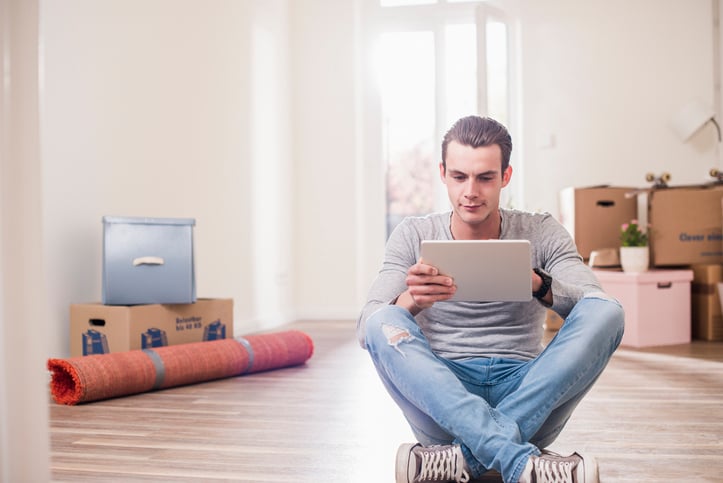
[519,450,599,483]
[396,443,471,483]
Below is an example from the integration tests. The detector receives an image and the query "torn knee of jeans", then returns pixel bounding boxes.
[381,323,414,352]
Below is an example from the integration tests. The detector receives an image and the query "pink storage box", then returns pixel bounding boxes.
[594,269,694,348]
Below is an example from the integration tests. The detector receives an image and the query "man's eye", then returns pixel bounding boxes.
[453,176,465,181]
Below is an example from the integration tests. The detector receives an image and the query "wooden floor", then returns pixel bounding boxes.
[49,320,723,482]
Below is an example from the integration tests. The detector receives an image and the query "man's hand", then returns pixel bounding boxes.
[395,260,456,315]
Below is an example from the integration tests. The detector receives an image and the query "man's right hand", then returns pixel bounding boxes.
[395,260,456,315]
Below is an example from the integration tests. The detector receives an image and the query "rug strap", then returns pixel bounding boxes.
[142,349,166,389]
[235,337,255,373]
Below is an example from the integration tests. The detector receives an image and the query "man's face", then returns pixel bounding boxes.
[440,141,512,229]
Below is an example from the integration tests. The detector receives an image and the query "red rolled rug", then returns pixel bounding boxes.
[48,330,314,405]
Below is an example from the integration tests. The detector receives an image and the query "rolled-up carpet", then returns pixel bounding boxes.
[48,330,314,405]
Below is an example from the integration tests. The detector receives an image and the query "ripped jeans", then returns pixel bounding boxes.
[364,297,624,483]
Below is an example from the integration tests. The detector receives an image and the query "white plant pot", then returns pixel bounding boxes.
[620,246,649,273]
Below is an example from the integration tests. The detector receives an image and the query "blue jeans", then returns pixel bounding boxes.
[364,297,624,483]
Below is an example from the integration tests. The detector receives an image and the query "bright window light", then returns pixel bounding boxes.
[486,20,509,125]
[375,31,436,235]
[444,23,477,127]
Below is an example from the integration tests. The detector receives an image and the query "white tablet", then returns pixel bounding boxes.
[420,239,533,302]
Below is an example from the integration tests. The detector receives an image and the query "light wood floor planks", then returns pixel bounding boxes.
[49,320,723,482]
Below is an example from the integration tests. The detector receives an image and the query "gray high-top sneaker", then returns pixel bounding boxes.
[519,450,599,483]
[396,443,471,483]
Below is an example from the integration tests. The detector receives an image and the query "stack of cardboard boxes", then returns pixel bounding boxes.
[70,216,233,357]
[558,184,723,346]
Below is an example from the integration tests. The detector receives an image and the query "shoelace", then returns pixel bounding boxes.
[533,456,577,483]
[417,446,470,482]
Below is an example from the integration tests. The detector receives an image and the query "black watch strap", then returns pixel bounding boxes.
[532,268,552,299]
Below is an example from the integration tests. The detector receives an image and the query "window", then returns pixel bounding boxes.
[375,31,436,234]
[367,0,517,237]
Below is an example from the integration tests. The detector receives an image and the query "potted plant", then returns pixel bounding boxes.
[619,220,649,273]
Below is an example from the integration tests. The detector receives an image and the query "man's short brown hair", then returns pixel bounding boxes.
[441,116,512,173]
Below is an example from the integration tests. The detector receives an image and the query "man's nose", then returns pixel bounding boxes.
[464,180,478,198]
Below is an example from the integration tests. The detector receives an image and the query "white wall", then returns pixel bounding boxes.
[41,0,294,358]
[518,0,717,213]
[249,2,295,329]
[0,0,51,480]
[290,0,368,319]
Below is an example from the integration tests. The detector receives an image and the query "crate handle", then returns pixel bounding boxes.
[133,256,165,266]
[657,282,672,289]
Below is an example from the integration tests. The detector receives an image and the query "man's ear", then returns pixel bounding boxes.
[439,162,446,182]
[501,166,513,187]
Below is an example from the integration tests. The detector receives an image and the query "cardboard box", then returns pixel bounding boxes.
[102,216,196,305]
[645,185,723,266]
[558,186,638,260]
[70,298,233,357]
[691,264,723,341]
[594,269,693,348]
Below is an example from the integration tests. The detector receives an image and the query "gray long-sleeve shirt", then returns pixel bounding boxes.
[357,209,610,361]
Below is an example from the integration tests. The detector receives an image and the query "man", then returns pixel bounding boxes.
[357,116,624,483]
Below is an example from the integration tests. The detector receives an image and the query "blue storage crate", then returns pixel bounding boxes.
[102,216,196,305]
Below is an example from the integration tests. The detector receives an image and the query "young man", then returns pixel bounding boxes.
[357,116,624,483]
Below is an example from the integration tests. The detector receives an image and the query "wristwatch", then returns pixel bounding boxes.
[532,268,552,299]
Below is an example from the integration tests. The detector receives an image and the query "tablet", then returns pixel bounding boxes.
[420,239,533,302]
